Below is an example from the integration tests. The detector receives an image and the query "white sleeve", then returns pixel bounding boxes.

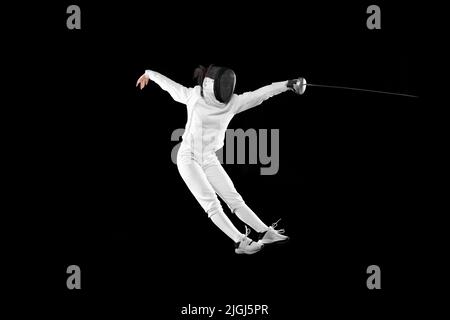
[145,70,193,105]
[233,81,289,114]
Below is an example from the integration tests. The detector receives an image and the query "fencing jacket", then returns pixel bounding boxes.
[145,70,289,158]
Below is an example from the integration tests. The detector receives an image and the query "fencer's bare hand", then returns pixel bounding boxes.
[136,73,150,90]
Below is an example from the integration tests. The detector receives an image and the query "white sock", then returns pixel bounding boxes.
[234,205,268,233]
[210,211,243,243]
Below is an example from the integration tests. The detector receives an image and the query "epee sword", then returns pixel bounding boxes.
[292,77,418,98]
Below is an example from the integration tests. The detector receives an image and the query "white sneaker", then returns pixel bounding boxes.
[235,226,264,255]
[258,219,289,244]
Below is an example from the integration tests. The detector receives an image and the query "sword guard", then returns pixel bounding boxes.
[294,77,307,95]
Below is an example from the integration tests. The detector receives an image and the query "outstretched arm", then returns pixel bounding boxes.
[136,70,193,105]
[233,81,290,114]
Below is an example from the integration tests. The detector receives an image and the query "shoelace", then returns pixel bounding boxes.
[243,226,254,245]
[271,218,285,234]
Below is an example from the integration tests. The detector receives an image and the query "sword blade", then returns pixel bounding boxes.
[306,83,418,98]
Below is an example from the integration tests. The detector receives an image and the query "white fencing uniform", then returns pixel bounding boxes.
[145,70,289,242]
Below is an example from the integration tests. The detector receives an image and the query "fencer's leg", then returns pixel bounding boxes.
[203,161,269,233]
[209,210,243,243]
[177,155,243,243]
[234,205,268,233]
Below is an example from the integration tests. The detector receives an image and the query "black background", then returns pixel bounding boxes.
[8,1,425,318]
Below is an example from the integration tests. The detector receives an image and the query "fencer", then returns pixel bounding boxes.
[136,65,303,254]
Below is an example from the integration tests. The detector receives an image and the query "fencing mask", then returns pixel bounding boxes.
[203,66,236,104]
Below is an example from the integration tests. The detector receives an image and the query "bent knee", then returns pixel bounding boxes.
[229,199,246,214]
[207,204,223,218]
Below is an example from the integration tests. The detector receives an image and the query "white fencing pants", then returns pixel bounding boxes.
[177,145,268,242]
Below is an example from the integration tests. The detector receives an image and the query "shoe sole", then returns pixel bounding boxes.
[235,245,264,255]
[260,236,290,245]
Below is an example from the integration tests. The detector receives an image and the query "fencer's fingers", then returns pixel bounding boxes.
[138,75,144,85]
[136,74,150,90]
[136,75,144,87]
